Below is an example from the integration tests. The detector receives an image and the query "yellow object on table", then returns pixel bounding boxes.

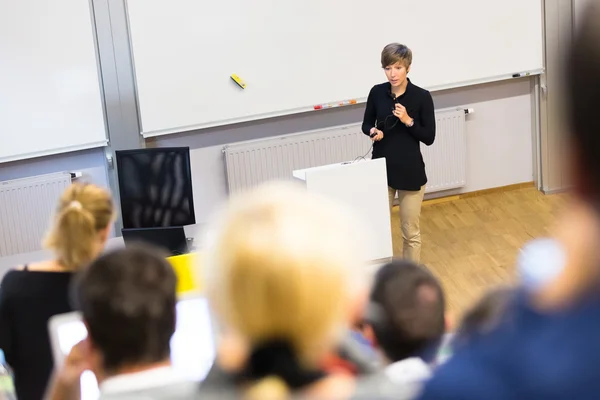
[166,252,202,295]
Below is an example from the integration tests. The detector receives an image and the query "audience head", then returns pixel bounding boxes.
[363,260,445,364]
[44,182,115,270]
[205,181,365,367]
[566,2,600,201]
[73,245,177,379]
[453,286,515,348]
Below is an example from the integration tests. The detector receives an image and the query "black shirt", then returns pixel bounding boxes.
[361,79,436,191]
[0,269,74,400]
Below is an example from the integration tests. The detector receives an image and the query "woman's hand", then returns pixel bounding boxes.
[394,104,413,125]
[370,127,384,141]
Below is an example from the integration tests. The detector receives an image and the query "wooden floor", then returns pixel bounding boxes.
[390,187,568,319]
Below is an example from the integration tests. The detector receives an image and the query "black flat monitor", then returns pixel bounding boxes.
[122,226,189,256]
[116,147,196,229]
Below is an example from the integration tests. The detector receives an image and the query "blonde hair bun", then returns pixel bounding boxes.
[44,183,114,270]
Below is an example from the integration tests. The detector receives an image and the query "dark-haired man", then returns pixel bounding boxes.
[46,246,197,399]
[352,260,446,399]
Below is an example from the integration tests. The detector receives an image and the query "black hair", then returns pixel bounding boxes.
[73,244,177,372]
[365,260,445,363]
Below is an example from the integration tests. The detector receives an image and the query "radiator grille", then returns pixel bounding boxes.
[224,108,467,195]
[0,172,72,256]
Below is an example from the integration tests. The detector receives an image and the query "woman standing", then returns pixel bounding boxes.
[362,43,436,263]
[0,182,114,400]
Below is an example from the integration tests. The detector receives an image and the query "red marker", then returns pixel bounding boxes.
[314,99,357,110]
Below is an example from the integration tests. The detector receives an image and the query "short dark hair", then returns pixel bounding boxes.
[365,260,445,363]
[73,245,177,373]
[566,3,600,196]
[381,43,412,68]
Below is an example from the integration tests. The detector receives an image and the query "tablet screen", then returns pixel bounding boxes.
[52,296,215,400]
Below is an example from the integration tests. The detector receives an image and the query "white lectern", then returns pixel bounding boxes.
[292,158,393,262]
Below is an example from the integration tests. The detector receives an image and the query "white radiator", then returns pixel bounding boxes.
[0,172,72,257]
[224,108,467,195]
[422,108,468,192]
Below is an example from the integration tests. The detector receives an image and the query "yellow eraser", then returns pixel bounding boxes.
[230,74,246,89]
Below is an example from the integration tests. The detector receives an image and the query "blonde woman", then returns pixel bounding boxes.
[200,181,366,399]
[0,182,114,400]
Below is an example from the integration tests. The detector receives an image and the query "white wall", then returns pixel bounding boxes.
[433,78,533,194]
[0,147,111,276]
[151,78,534,224]
[147,103,367,224]
[1,0,552,269]
[0,147,109,187]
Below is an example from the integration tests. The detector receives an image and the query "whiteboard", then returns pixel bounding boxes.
[126,0,544,138]
[0,0,108,163]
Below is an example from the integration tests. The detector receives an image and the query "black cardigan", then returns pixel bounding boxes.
[361,79,436,191]
[0,269,74,400]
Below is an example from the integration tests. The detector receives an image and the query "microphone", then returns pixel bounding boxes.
[388,90,398,112]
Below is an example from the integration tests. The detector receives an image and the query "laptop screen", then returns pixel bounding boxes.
[49,296,216,400]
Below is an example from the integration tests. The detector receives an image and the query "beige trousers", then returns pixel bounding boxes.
[388,185,426,263]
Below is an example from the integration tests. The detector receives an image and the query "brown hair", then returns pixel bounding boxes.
[44,182,114,270]
[367,260,445,363]
[381,43,413,68]
[74,244,177,373]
